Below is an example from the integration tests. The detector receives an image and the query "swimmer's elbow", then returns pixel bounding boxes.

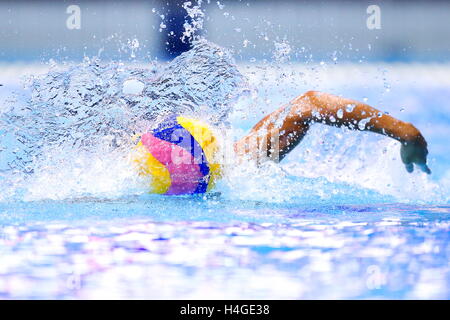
[303,90,320,98]
[292,90,320,104]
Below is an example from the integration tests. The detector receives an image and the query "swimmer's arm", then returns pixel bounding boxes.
[235,91,430,174]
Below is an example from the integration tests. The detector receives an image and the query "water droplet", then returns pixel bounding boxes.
[358,118,370,130]
[345,104,356,112]
[123,79,145,95]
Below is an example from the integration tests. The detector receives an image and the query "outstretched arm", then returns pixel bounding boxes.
[234,91,430,174]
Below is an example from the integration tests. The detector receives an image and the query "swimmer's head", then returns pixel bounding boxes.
[132,115,221,195]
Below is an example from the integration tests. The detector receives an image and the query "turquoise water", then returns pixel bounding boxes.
[0,42,449,299]
[0,199,449,299]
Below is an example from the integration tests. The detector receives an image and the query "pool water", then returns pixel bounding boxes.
[0,42,449,299]
[0,199,449,299]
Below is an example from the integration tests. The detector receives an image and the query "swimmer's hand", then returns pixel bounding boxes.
[400,136,431,174]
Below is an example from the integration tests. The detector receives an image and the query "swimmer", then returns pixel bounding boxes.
[135,91,429,195]
[235,90,430,174]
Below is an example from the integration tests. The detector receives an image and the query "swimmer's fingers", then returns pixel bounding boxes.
[405,163,431,174]
[418,163,431,174]
[404,163,414,173]
[414,147,431,175]
[400,141,431,174]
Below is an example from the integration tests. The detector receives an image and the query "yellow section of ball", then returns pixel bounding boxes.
[132,141,171,194]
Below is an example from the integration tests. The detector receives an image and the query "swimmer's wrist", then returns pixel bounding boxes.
[399,123,426,147]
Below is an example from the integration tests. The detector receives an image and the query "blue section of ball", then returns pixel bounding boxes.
[151,116,211,194]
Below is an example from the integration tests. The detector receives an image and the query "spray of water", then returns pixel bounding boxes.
[0,0,448,204]
[0,40,248,201]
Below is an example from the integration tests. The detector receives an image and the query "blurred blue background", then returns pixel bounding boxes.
[0,0,449,63]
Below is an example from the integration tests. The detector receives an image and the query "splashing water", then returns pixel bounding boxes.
[182,0,205,42]
[0,40,248,201]
[0,39,449,204]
